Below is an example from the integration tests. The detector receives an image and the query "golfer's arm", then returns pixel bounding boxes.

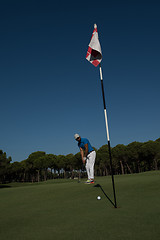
[84,144,88,157]
[80,148,84,161]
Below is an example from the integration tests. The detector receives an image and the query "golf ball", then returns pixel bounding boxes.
[97,196,101,200]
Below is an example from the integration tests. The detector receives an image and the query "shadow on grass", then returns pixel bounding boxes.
[94,184,115,208]
[0,185,11,189]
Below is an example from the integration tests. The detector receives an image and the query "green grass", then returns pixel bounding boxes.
[0,171,160,240]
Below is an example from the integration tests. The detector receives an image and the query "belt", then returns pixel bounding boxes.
[87,150,94,156]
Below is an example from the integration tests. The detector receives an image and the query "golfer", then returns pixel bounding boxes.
[74,134,96,184]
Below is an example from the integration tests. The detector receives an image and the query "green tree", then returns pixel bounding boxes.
[65,154,75,178]
[127,142,144,173]
[96,145,110,176]
[140,141,160,171]
[155,138,160,143]
[26,151,46,182]
[46,154,57,178]
[56,155,71,178]
[112,144,127,175]
[0,150,12,183]
[10,161,22,182]
[20,160,28,182]
[37,155,51,181]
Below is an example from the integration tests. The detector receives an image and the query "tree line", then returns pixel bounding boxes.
[0,138,160,183]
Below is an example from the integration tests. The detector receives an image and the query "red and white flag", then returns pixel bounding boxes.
[86,24,102,67]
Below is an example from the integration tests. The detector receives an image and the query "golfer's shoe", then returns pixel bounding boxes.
[85,179,91,184]
[90,180,95,184]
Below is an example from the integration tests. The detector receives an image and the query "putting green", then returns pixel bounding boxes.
[0,171,160,240]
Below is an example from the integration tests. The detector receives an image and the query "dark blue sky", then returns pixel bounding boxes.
[0,0,160,162]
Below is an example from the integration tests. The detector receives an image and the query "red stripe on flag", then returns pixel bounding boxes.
[86,52,90,58]
[87,46,92,54]
[92,60,100,67]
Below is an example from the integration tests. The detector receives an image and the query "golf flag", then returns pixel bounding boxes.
[86,24,117,208]
[86,24,102,67]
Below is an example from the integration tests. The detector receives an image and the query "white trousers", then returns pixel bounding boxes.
[85,151,96,179]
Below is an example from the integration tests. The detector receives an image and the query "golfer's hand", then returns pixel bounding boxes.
[83,157,86,164]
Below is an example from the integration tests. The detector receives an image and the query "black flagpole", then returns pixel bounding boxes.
[99,63,117,208]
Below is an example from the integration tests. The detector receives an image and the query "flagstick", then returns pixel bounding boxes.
[99,63,117,208]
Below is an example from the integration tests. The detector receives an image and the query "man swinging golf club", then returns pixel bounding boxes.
[74,134,96,184]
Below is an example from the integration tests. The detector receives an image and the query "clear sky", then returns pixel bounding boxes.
[0,0,160,162]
